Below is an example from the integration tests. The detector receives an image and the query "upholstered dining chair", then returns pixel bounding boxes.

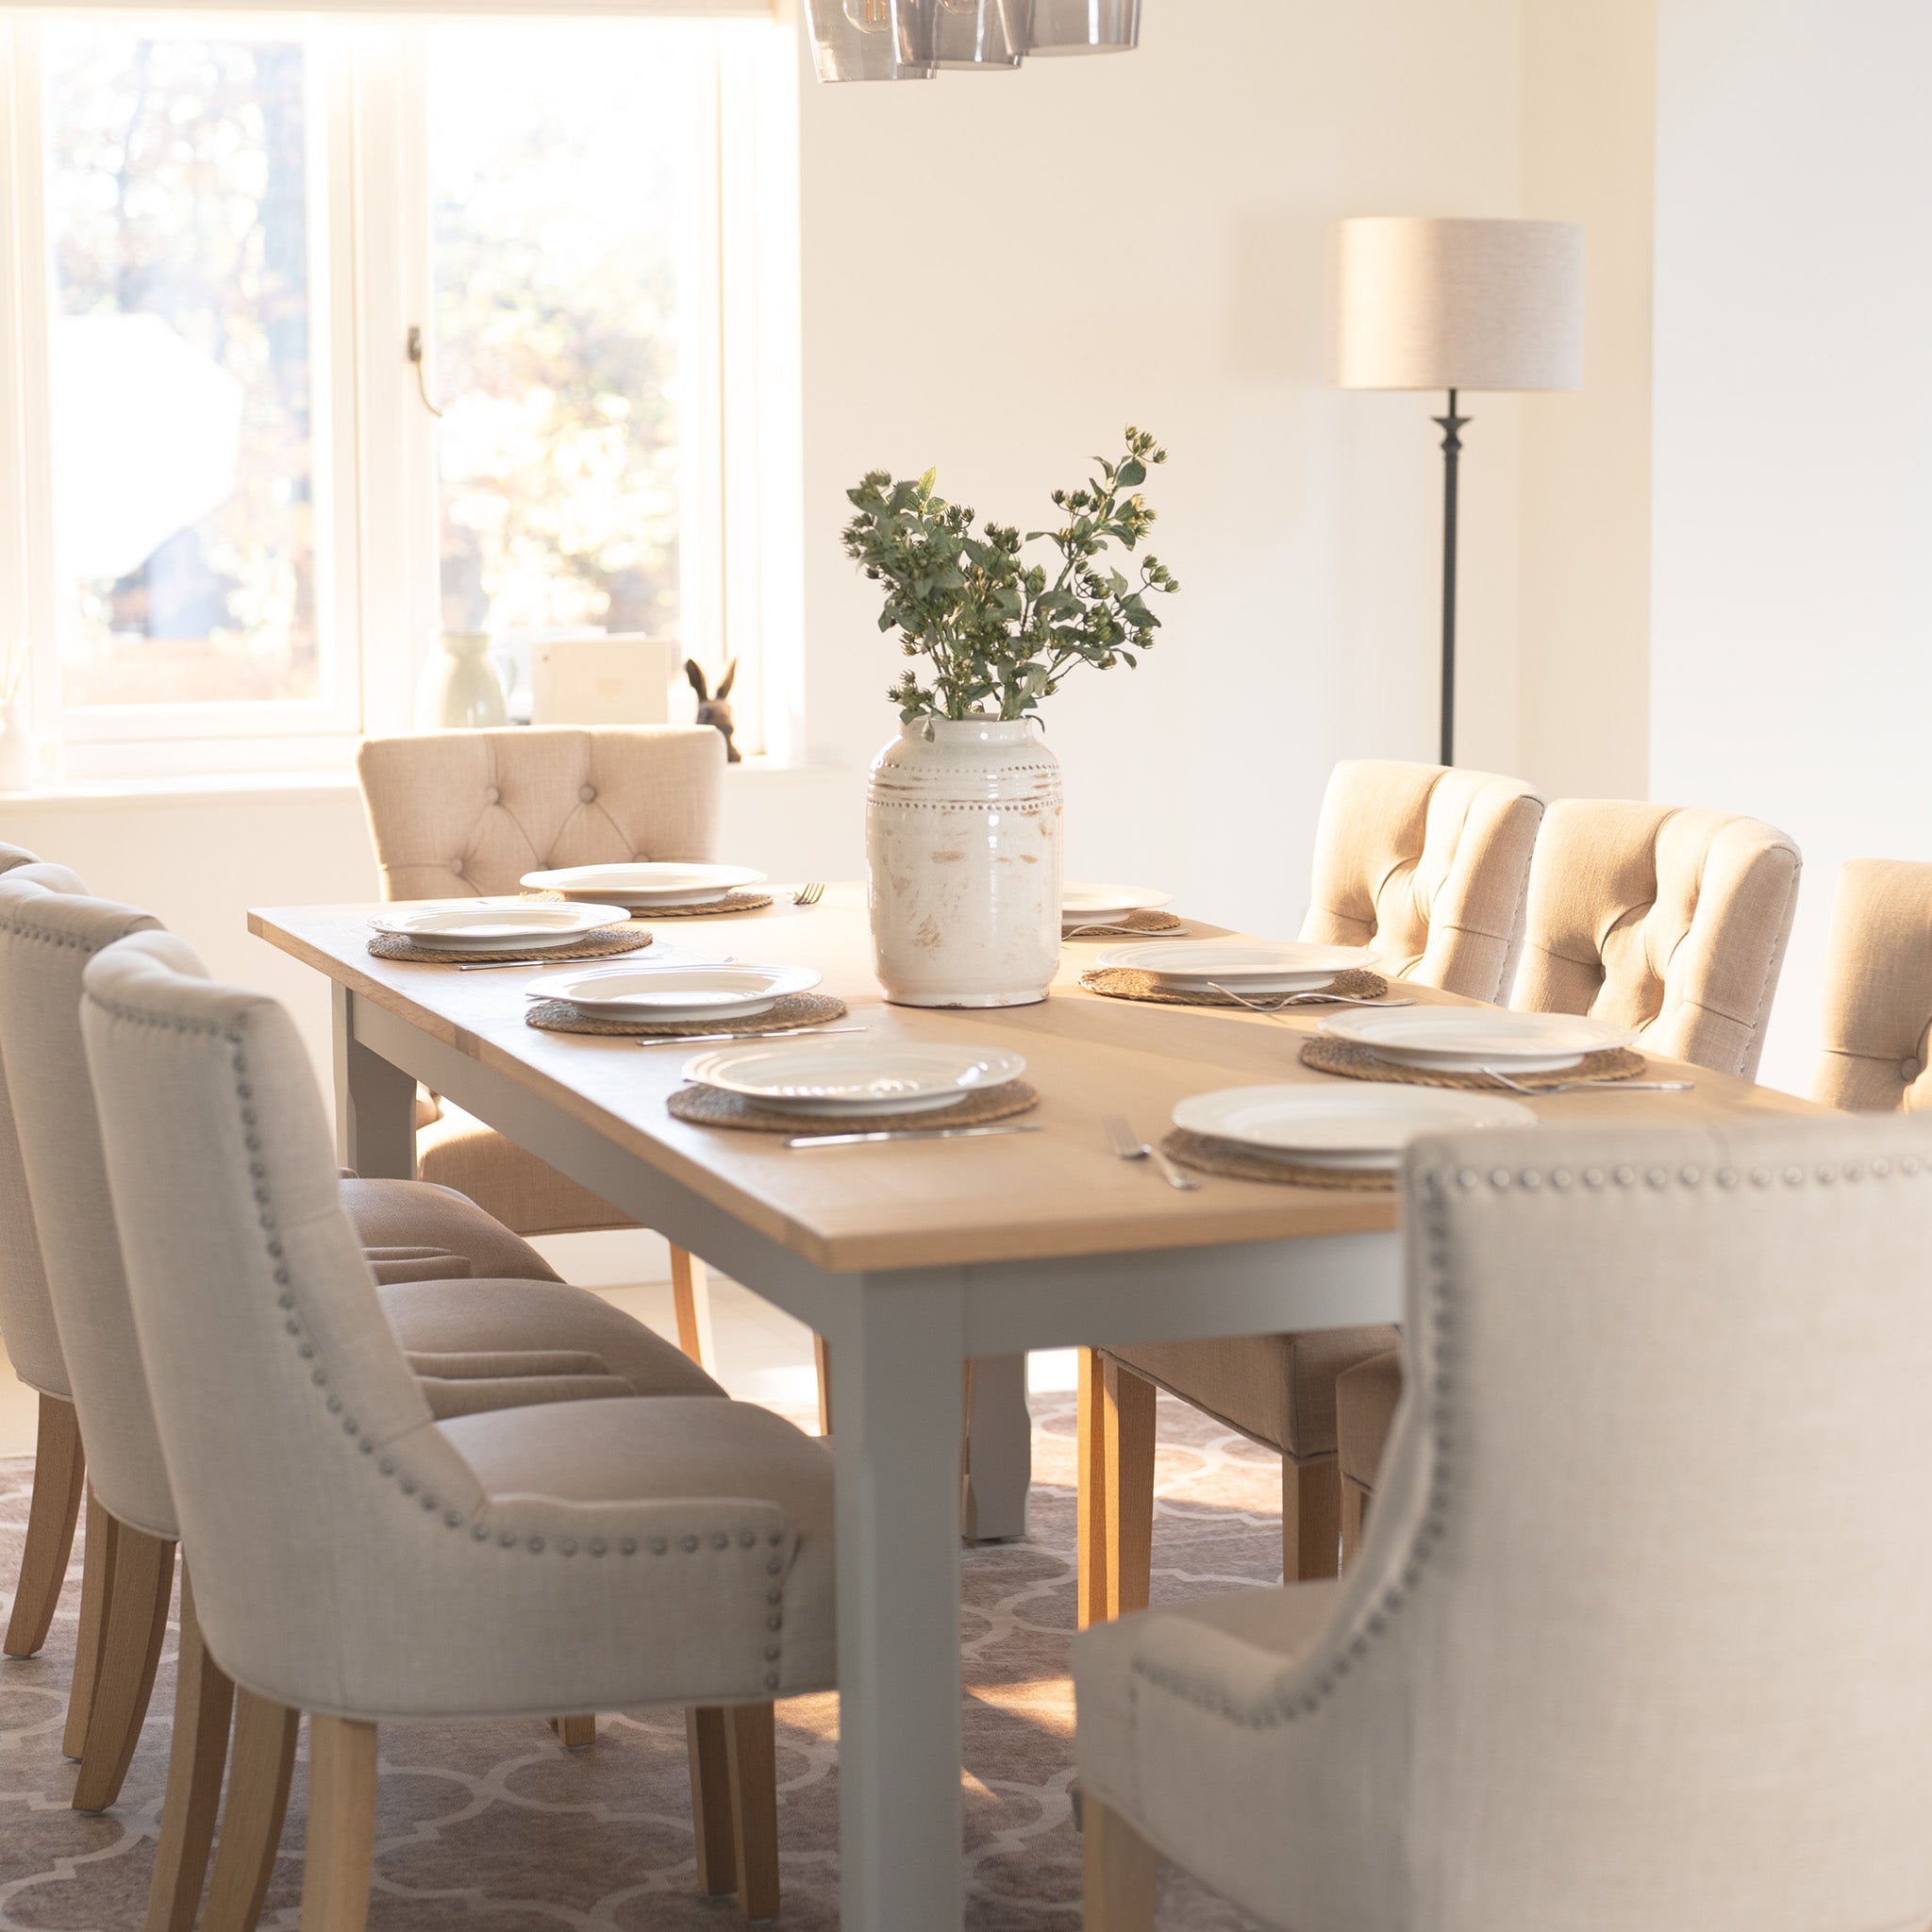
[357,724,725,1360]
[1075,1114,1932,1932]
[1333,849,1903,1558]
[1078,759,1545,1623]
[0,883,726,1927]
[82,929,835,1930]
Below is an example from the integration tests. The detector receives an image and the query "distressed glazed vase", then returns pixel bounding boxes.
[866,717,1063,1008]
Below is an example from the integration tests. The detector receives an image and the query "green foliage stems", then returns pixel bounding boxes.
[841,425,1180,724]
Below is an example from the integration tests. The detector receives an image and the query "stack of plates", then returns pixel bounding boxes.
[1094,939,1377,994]
[1174,1085,1536,1173]
[1061,883,1174,930]
[681,1039,1026,1117]
[1317,1008,1637,1074]
[369,900,629,954]
[521,862,766,909]
[526,961,819,1023]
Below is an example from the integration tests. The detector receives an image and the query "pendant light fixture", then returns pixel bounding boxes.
[805,0,1141,80]
[906,0,1025,70]
[1021,0,1141,55]
[801,0,933,82]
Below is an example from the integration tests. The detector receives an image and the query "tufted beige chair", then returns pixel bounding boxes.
[1077,1115,1932,1932]
[1509,799,1802,1079]
[1078,761,1544,1624]
[0,879,728,1925]
[356,726,724,1272]
[1813,858,1932,1110]
[81,930,834,1929]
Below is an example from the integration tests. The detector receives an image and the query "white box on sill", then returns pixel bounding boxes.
[530,634,675,727]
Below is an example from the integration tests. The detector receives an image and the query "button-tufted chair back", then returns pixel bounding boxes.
[1299,760,1545,1002]
[357,725,724,899]
[1814,858,1932,1113]
[1509,799,1801,1078]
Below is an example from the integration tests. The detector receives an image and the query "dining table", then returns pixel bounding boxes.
[250,884,1816,1931]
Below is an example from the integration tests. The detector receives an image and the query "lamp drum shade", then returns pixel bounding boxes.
[1334,217,1584,392]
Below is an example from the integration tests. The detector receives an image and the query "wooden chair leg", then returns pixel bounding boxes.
[73,1523,175,1812]
[1283,1457,1342,1582]
[300,1715,378,1932]
[1339,1474,1370,1571]
[549,1714,596,1749]
[63,1488,117,1758]
[670,1244,709,1366]
[4,1392,84,1658]
[685,1707,738,1896]
[724,1702,780,1923]
[1083,1792,1157,1932]
[812,1334,833,1438]
[1105,1360,1157,1621]
[145,1567,235,1932]
[1076,1348,1110,1629]
[201,1690,300,1932]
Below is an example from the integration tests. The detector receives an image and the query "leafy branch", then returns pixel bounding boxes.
[841,426,1179,723]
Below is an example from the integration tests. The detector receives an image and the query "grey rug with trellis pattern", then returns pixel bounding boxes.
[0,1392,1274,1929]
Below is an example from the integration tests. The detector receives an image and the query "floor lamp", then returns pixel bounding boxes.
[1335,217,1584,766]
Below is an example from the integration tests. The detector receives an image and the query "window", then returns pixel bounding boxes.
[0,9,797,778]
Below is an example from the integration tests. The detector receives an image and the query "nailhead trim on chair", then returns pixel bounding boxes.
[83,989,802,1695]
[1130,1146,1926,1730]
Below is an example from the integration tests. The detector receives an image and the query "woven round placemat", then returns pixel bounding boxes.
[369,927,655,966]
[1161,1127,1396,1191]
[526,991,849,1039]
[526,890,774,920]
[1062,909,1188,939]
[1299,1035,1648,1091]
[1079,966,1390,1008]
[667,1078,1039,1136]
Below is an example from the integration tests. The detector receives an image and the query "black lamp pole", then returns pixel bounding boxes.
[1431,387,1469,767]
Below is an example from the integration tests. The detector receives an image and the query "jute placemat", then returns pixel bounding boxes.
[1062,909,1188,938]
[526,890,774,920]
[667,1078,1039,1136]
[1161,1127,1397,1191]
[1080,966,1390,1008]
[526,992,848,1039]
[369,928,655,966]
[1299,1035,1648,1091]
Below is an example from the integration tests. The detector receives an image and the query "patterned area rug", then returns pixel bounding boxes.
[0,1393,1277,1929]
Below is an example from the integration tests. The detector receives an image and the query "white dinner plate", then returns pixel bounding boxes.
[1062,882,1174,924]
[1094,939,1377,993]
[1317,1008,1639,1074]
[683,1039,1027,1117]
[521,862,767,909]
[525,962,821,1021]
[1174,1084,1536,1169]
[368,900,630,953]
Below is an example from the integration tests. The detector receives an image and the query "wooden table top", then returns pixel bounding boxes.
[252,888,1819,1274]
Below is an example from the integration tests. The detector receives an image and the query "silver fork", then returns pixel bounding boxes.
[1206,980,1416,1017]
[1481,1067,1694,1095]
[792,881,826,907]
[1104,1113,1201,1191]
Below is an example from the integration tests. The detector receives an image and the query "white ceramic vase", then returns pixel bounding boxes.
[865,716,1063,1008]
[417,630,508,730]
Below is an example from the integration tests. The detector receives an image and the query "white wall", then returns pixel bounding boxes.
[1651,0,1932,1094]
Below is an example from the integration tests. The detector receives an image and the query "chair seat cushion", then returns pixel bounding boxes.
[1336,1349,1404,1491]
[341,1177,563,1281]
[1106,1325,1398,1462]
[417,1106,630,1237]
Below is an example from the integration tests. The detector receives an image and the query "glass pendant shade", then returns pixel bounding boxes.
[802,0,934,81]
[1022,0,1141,54]
[904,0,1025,69]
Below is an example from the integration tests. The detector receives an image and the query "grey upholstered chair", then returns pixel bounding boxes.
[1076,1115,1932,1932]
[82,928,833,1930]
[1078,760,1545,1622]
[0,881,722,1924]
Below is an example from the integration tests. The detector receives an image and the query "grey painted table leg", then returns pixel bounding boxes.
[836,1268,968,1931]
[961,1352,1031,1541]
[331,985,417,1180]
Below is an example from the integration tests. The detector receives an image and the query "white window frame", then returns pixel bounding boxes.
[0,6,801,782]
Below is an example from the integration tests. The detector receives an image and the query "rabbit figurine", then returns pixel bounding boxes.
[686,658,741,762]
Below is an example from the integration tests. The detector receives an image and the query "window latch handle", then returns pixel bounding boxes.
[407,326,443,419]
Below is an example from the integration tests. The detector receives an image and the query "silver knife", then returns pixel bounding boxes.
[635,1024,868,1047]
[786,1123,1045,1149]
